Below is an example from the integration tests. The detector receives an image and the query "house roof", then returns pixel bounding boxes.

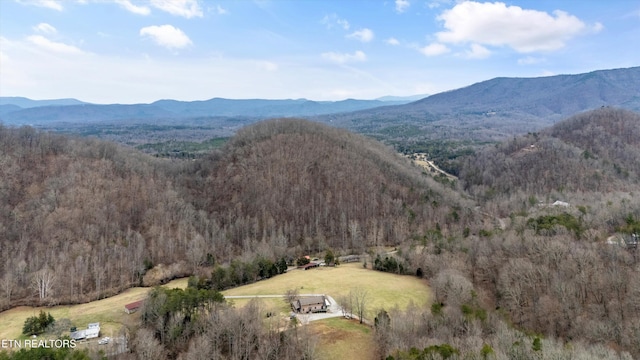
[125,300,144,311]
[70,323,100,340]
[298,296,325,307]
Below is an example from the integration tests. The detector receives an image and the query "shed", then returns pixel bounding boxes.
[125,300,144,314]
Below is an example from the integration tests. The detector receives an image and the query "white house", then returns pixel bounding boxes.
[70,323,100,340]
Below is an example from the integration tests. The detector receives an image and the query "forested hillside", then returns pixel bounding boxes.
[372,108,640,359]
[319,66,640,142]
[2,112,640,359]
[183,119,475,254]
[460,108,640,199]
[0,126,203,307]
[0,120,474,310]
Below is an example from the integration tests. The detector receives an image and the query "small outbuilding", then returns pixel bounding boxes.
[125,300,144,314]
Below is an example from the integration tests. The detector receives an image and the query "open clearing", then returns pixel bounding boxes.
[310,317,375,360]
[1,263,430,351]
[0,278,187,341]
[222,262,431,319]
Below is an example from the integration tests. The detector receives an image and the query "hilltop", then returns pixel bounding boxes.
[182,118,474,251]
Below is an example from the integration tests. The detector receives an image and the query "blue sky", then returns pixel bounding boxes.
[0,0,638,104]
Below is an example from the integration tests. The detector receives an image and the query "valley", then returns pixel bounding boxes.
[0,68,639,360]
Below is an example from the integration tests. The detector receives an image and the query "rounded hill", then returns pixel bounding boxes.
[186,118,472,252]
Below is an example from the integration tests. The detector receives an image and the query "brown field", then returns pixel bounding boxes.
[310,317,375,360]
[0,278,187,341]
[1,263,430,359]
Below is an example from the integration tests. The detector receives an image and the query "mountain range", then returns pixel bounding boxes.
[1,66,638,142]
[318,66,640,141]
[0,97,416,125]
[2,94,640,358]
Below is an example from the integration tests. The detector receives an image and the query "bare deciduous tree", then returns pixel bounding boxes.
[352,287,369,324]
[31,267,56,302]
[285,288,300,305]
[134,328,166,360]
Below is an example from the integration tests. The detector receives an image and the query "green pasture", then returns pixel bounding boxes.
[222,262,431,319]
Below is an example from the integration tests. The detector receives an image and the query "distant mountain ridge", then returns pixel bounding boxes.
[318,66,640,141]
[0,97,88,108]
[408,66,640,116]
[2,67,638,141]
[0,96,414,125]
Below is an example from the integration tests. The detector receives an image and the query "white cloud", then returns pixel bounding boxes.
[347,28,374,43]
[465,43,490,59]
[321,14,350,30]
[427,0,453,9]
[322,50,367,64]
[436,1,589,53]
[419,42,450,56]
[150,0,203,18]
[26,35,86,55]
[33,23,57,34]
[17,0,63,11]
[385,37,400,46]
[114,0,150,15]
[395,0,410,13]
[517,56,545,65]
[592,22,604,33]
[215,5,228,15]
[140,25,193,49]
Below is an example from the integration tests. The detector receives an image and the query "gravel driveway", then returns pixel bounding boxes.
[224,294,344,323]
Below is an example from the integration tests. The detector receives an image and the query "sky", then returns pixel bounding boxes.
[0,0,638,104]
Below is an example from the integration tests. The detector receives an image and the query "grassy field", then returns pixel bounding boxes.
[310,317,375,360]
[223,262,431,319]
[0,278,187,341]
[1,263,430,359]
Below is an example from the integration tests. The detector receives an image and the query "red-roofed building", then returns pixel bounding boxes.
[124,300,144,314]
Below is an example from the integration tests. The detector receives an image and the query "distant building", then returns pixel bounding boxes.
[124,300,144,314]
[606,233,639,250]
[291,296,328,313]
[70,323,100,340]
[297,262,320,270]
[625,233,638,250]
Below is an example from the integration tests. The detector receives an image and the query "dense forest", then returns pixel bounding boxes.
[2,108,640,359]
[460,108,640,199]
[0,119,474,309]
